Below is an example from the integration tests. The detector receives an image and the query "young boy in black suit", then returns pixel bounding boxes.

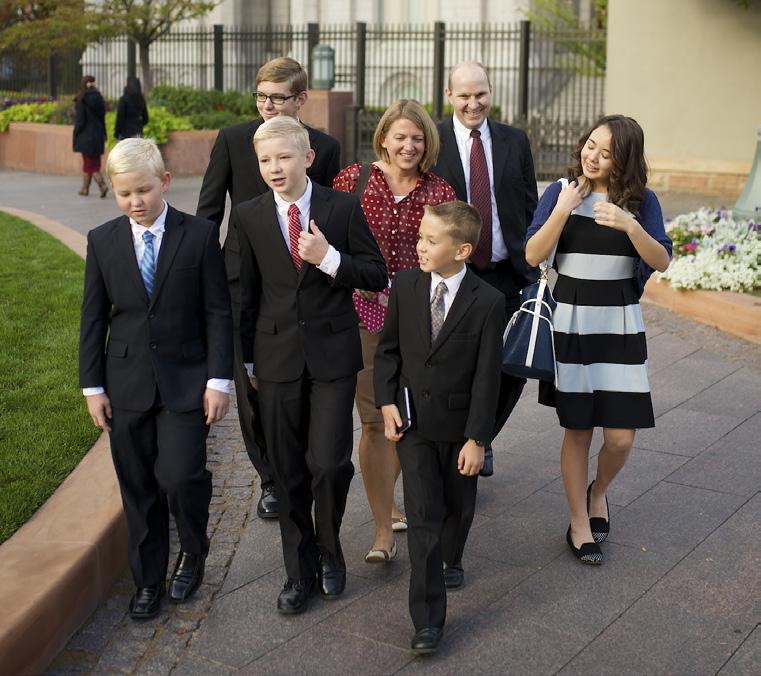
[234,116,387,614]
[79,138,233,620]
[374,201,506,654]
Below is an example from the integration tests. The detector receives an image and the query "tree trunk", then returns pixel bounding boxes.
[139,42,152,92]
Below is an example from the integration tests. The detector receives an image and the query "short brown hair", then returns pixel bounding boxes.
[424,201,481,247]
[372,99,440,173]
[256,57,308,95]
[253,116,310,155]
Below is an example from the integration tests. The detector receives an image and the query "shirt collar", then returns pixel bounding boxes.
[130,201,168,238]
[452,115,490,143]
[431,265,467,297]
[273,177,312,216]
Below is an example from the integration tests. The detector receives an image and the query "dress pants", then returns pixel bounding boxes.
[109,402,211,588]
[397,430,478,631]
[257,371,356,580]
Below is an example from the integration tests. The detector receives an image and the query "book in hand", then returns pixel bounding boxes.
[397,386,415,433]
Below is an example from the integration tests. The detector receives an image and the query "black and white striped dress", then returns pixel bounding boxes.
[538,192,655,429]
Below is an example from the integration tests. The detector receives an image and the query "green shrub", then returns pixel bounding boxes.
[105,105,193,148]
[0,102,59,132]
[148,85,258,118]
[188,109,249,130]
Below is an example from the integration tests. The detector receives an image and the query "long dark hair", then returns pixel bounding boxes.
[124,76,145,106]
[568,114,648,215]
[75,75,96,102]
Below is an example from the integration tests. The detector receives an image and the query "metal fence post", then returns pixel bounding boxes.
[213,24,224,91]
[307,23,320,89]
[432,22,445,121]
[355,22,366,109]
[127,40,137,80]
[47,54,57,99]
[518,20,530,122]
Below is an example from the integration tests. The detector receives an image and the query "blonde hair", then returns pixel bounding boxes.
[106,137,165,179]
[424,201,482,247]
[256,57,308,94]
[372,99,440,173]
[253,116,310,155]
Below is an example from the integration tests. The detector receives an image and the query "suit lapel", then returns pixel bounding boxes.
[442,118,467,199]
[298,183,334,285]
[150,206,184,306]
[115,216,149,302]
[489,119,507,195]
[259,192,298,280]
[415,271,432,350]
[429,270,477,356]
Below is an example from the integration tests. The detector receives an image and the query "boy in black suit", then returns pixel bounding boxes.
[197,56,342,521]
[374,201,506,654]
[235,116,387,614]
[79,138,233,620]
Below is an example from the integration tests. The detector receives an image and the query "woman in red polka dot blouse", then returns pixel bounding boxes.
[334,99,456,563]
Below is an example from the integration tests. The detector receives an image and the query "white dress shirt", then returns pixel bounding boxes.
[430,266,467,321]
[83,201,232,397]
[451,115,509,263]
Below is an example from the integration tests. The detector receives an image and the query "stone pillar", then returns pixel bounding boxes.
[299,90,354,166]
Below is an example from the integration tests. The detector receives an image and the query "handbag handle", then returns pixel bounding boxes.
[538,177,569,280]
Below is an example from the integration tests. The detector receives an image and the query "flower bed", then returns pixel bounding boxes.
[658,208,760,293]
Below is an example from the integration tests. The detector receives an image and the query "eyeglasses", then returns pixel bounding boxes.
[253,92,299,105]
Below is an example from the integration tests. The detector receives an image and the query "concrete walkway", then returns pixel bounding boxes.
[2,169,758,675]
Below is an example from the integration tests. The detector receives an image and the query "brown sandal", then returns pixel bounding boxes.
[364,542,397,563]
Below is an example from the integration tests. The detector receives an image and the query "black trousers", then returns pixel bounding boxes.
[258,371,356,580]
[109,404,211,588]
[469,261,527,433]
[397,430,478,631]
[231,310,272,487]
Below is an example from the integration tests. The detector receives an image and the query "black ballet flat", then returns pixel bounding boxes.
[587,481,610,543]
[566,525,603,565]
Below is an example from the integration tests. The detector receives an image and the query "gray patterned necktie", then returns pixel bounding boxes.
[430,281,447,341]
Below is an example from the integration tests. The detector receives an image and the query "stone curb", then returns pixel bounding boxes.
[0,207,127,676]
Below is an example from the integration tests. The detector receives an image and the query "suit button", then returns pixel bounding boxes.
[421,390,430,399]
[149,312,155,319]
[298,320,306,327]
[150,343,157,350]
[425,361,432,368]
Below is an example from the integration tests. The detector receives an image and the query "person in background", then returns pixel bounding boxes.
[73,75,108,198]
[115,76,149,140]
[333,99,456,564]
[525,115,671,565]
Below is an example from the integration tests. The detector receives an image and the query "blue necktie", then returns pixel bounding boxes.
[141,230,156,297]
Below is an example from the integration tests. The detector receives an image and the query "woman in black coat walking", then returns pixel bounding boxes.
[72,75,108,197]
[115,76,149,140]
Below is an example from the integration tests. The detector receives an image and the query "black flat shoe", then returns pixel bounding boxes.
[168,551,205,602]
[587,481,610,543]
[257,483,279,519]
[443,563,464,590]
[411,627,443,654]
[479,444,494,477]
[277,577,315,614]
[318,550,346,599]
[129,583,164,620]
[566,525,603,565]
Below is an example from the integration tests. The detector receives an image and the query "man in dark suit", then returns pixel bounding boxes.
[80,138,233,619]
[430,60,539,477]
[236,117,387,614]
[374,202,506,654]
[196,57,341,519]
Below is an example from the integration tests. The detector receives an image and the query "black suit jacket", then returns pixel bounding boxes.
[374,268,507,444]
[235,183,387,383]
[431,118,539,289]
[79,206,233,412]
[196,118,341,301]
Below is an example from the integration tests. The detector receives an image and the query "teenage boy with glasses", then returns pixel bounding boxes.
[197,57,341,523]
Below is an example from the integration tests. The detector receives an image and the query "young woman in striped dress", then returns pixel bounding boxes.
[525,115,672,565]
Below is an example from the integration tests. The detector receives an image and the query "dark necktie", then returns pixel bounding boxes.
[469,129,493,270]
[430,281,447,341]
[287,203,302,271]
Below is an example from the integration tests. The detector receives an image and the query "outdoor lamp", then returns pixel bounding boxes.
[734,126,761,221]
[311,44,335,90]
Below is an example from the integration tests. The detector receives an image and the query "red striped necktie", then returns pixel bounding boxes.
[469,128,493,270]
[287,203,302,271]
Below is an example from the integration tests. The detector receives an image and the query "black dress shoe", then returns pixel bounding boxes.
[257,483,279,519]
[411,627,443,654]
[587,481,610,543]
[566,525,603,565]
[168,551,205,602]
[443,563,464,590]
[318,551,346,599]
[277,577,315,614]
[479,444,494,477]
[128,584,164,620]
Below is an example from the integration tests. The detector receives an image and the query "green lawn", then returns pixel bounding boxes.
[0,211,99,544]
